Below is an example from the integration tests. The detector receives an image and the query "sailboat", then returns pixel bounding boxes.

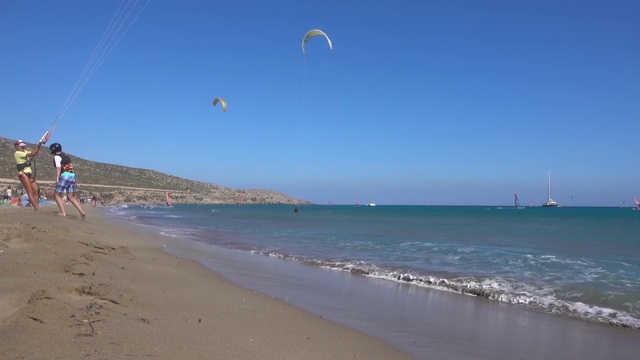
[542,171,559,207]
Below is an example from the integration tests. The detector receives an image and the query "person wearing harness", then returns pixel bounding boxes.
[50,143,85,220]
[14,139,44,211]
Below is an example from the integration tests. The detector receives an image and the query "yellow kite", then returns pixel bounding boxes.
[212,97,227,112]
[301,29,333,53]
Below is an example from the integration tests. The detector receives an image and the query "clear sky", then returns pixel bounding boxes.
[2,0,639,206]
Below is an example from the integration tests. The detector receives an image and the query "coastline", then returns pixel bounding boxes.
[111,205,640,360]
[0,205,410,359]
[156,231,640,360]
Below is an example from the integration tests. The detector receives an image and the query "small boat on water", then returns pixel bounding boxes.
[366,203,376,207]
[542,171,559,207]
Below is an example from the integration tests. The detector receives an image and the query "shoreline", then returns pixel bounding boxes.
[158,236,640,360]
[0,205,411,359]
[109,205,640,360]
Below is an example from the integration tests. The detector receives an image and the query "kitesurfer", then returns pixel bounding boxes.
[14,140,44,210]
[49,143,85,220]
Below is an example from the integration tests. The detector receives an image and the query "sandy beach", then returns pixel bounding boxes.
[0,205,411,359]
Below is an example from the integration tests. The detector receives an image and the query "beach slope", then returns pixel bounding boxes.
[0,206,410,359]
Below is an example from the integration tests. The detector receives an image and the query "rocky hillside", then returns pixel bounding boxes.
[1,136,311,205]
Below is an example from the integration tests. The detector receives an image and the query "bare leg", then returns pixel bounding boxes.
[19,174,39,211]
[66,192,86,220]
[54,192,66,216]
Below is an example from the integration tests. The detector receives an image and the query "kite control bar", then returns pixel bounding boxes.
[39,124,56,144]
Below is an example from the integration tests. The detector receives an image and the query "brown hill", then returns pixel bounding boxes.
[1,136,311,205]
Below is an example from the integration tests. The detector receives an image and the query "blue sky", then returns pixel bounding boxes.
[1,0,639,206]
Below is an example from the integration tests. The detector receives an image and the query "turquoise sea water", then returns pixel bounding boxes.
[107,204,640,329]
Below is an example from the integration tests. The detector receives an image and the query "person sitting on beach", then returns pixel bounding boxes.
[3,186,12,200]
[14,139,44,211]
[19,193,30,207]
[49,143,86,220]
[1,187,11,204]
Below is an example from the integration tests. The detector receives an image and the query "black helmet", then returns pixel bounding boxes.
[49,143,62,154]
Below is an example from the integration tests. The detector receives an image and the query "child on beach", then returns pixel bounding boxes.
[49,143,86,220]
[14,139,44,210]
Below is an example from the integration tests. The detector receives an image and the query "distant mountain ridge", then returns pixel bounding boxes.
[1,136,310,205]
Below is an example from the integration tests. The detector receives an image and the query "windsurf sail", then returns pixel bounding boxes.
[165,192,172,207]
[514,193,520,208]
[635,196,640,209]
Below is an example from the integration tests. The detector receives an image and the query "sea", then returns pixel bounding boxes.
[104,204,640,356]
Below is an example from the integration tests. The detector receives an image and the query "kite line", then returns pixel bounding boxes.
[41,0,150,143]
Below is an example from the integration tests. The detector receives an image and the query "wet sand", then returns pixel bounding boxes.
[0,205,411,359]
[138,211,640,360]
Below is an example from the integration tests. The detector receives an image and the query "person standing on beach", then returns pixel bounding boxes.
[14,139,44,210]
[49,143,85,220]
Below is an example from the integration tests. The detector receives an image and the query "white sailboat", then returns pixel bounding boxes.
[542,171,559,207]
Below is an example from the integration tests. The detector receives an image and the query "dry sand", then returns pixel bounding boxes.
[0,205,411,359]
